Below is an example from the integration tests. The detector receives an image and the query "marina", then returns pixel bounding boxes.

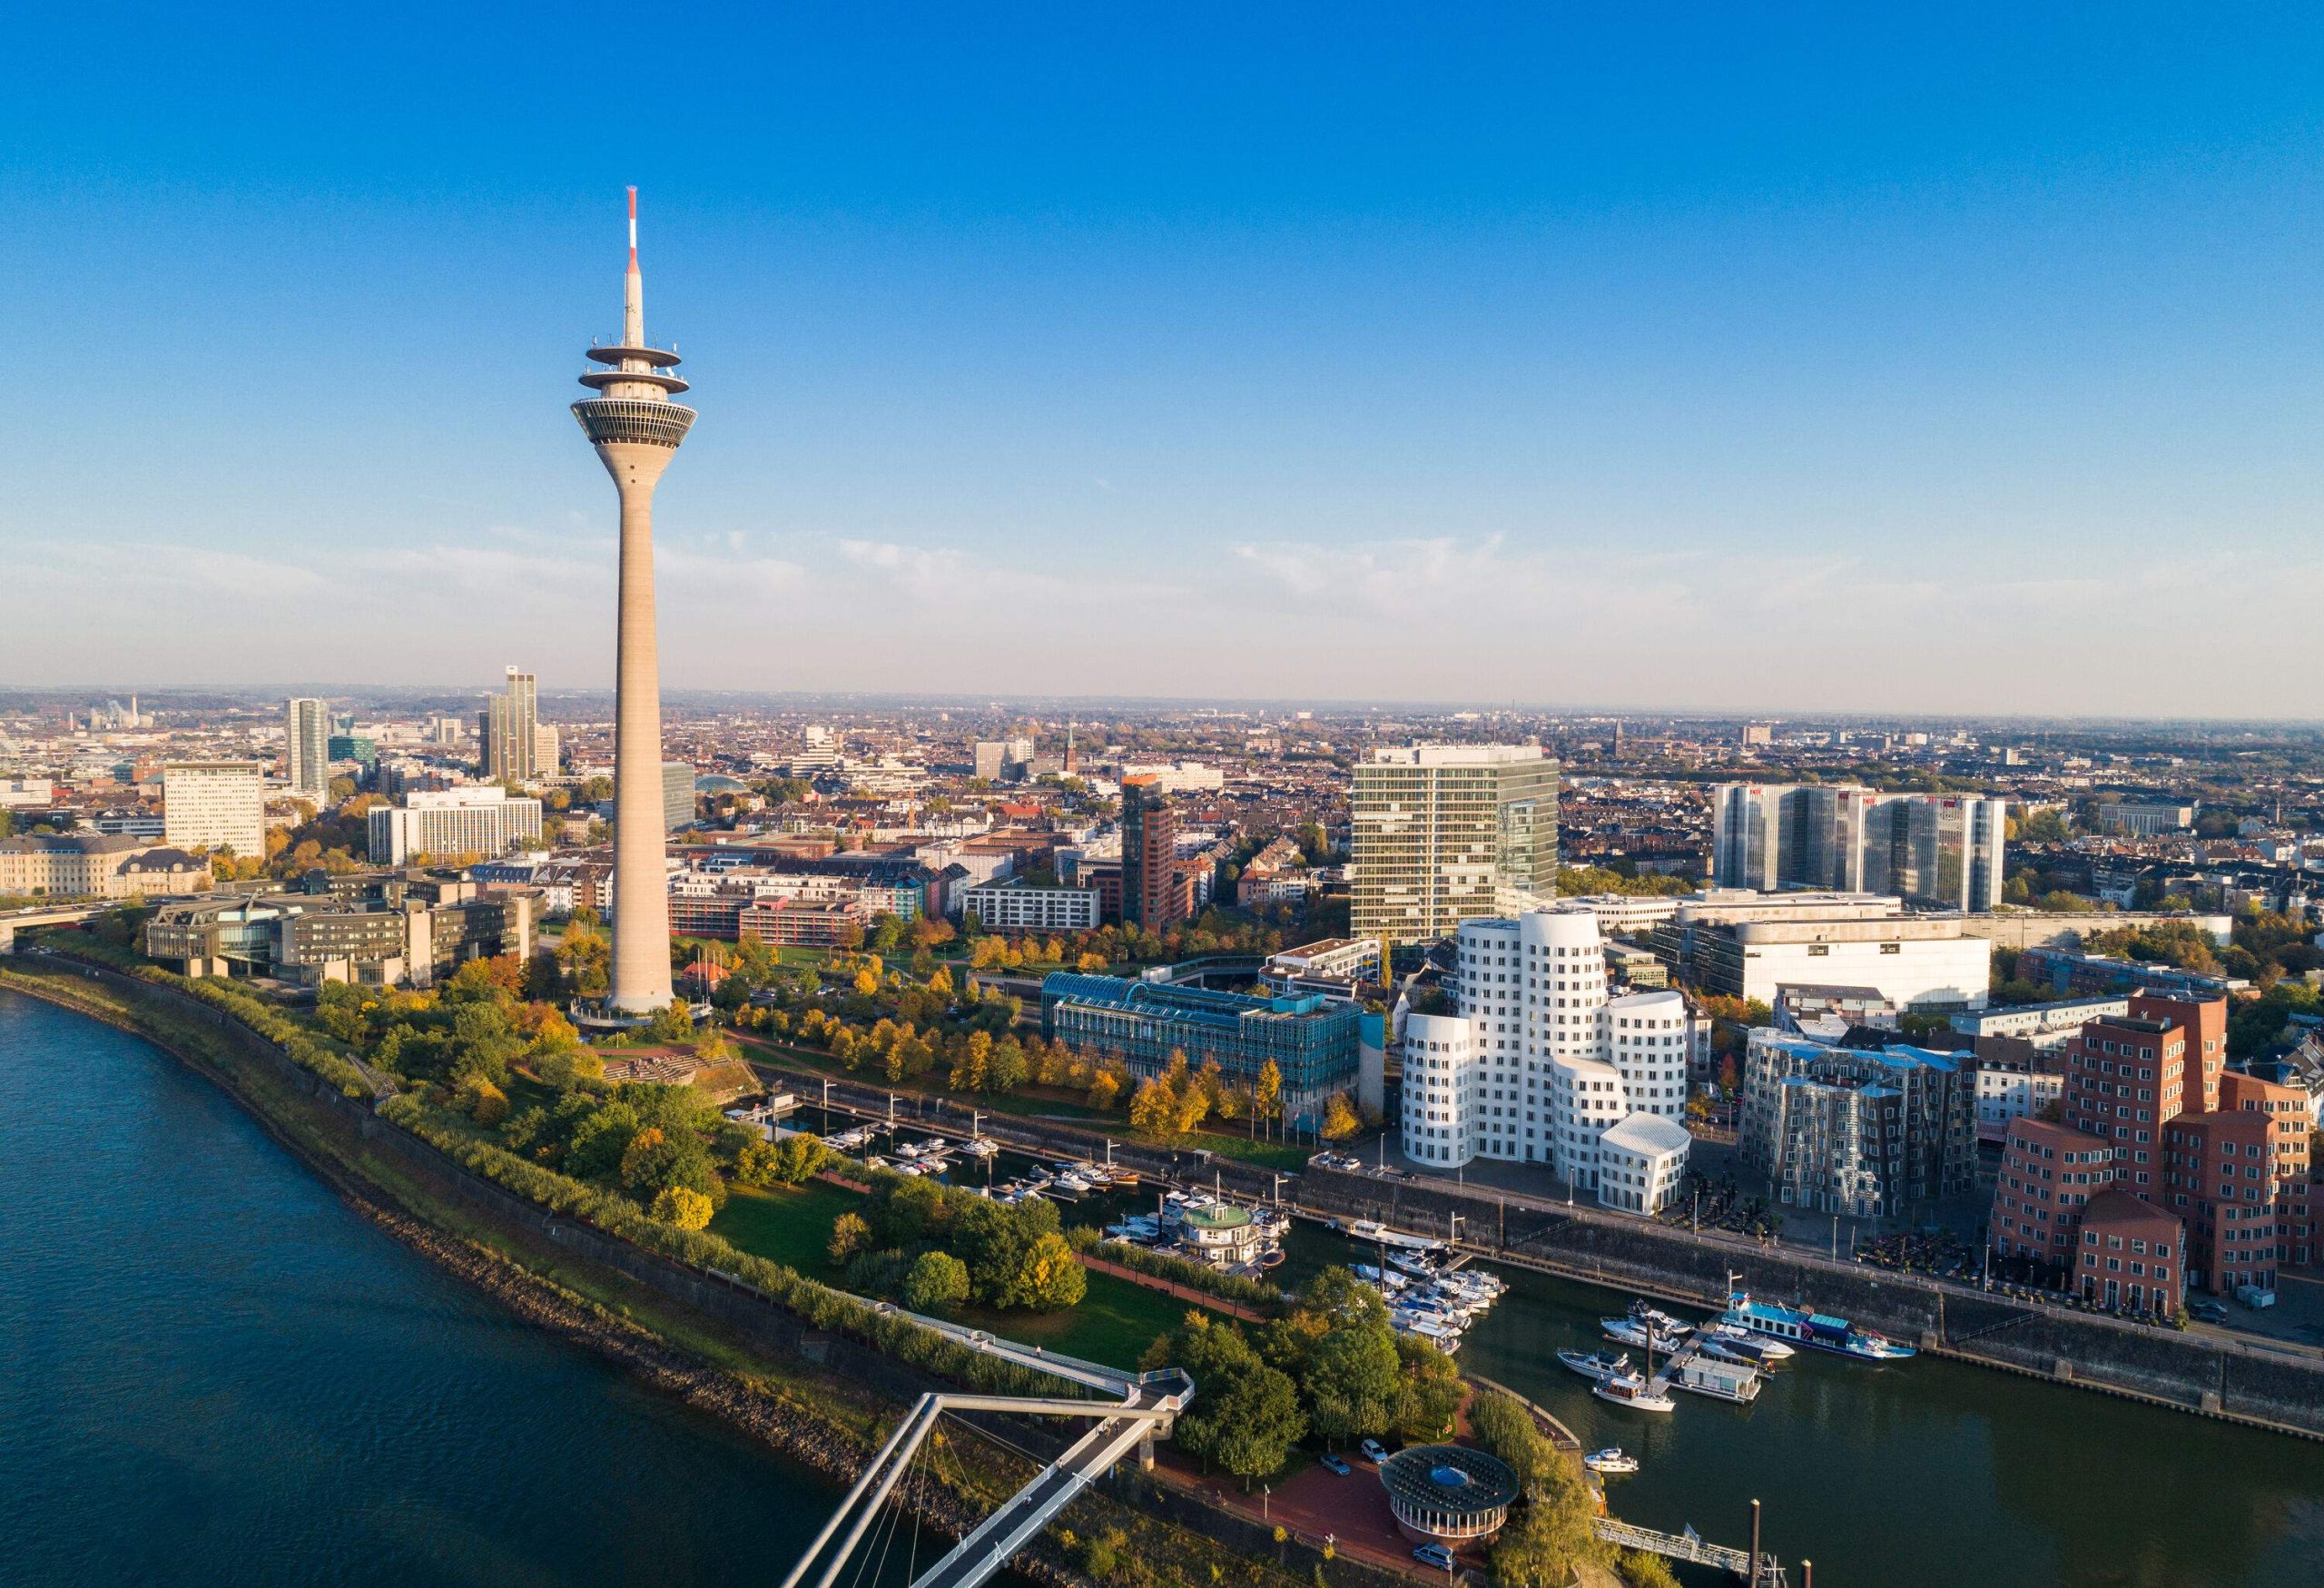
[741,1099,2324,1585]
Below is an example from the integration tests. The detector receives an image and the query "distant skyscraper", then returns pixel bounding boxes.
[480,666,539,783]
[285,697,331,804]
[1350,745,1559,945]
[573,188,694,1013]
[1711,784,2006,912]
[663,762,695,833]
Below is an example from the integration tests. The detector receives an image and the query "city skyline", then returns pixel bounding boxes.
[9,8,2324,714]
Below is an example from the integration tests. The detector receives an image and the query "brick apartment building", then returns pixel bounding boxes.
[1989,991,2313,1308]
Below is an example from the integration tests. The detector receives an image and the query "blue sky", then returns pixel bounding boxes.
[6,4,2322,714]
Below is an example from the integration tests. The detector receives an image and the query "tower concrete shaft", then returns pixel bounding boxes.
[573,187,696,1013]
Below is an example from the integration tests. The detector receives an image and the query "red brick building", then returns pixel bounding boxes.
[1990,1117,2120,1277]
[2163,1071,2316,1293]
[2073,1188,2186,1313]
[1992,991,2314,1306]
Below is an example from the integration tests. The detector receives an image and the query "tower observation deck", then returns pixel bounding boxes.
[575,187,694,1014]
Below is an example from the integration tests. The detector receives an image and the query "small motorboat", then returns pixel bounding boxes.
[1839,1330,1917,1362]
[1558,1348,1631,1384]
[1698,1326,1793,1367]
[1582,1448,1639,1476]
[1592,1371,1676,1413]
[1601,1317,1689,1351]
[959,1138,1000,1159]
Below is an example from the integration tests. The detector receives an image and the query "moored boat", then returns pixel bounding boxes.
[1722,1289,1916,1362]
[1557,1348,1631,1384]
[1592,1371,1676,1413]
[1582,1447,1639,1475]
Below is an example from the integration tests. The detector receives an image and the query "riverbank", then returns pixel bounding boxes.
[0,960,1316,1588]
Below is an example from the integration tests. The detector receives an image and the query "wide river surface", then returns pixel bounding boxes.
[0,990,944,1588]
[8,991,2324,1588]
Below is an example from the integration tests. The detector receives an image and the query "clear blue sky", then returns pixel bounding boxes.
[7,4,2322,714]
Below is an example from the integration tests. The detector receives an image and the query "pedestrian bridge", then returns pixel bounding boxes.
[782,1306,1194,1588]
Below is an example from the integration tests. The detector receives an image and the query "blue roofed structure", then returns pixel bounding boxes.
[1039,971,1361,1132]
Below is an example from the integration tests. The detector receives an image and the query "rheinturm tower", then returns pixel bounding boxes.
[573,188,694,1013]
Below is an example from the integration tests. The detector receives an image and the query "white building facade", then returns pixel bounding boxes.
[367,786,546,864]
[1397,905,1690,1210]
[960,880,1104,932]
[162,762,268,858]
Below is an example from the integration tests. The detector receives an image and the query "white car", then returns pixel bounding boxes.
[1360,1438,1389,1465]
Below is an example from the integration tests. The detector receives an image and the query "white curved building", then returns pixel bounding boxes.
[1398,905,1691,1208]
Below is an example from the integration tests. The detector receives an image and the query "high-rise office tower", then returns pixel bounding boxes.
[1120,774,1185,931]
[285,697,331,804]
[573,189,694,1013]
[479,667,539,783]
[1351,745,1559,944]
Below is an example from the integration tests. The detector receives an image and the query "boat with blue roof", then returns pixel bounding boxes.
[1720,1285,1916,1362]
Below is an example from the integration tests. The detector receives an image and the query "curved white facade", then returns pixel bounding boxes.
[1397,905,1691,1208]
[1400,1012,1476,1168]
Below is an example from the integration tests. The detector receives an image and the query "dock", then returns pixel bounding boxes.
[1592,1518,1787,1584]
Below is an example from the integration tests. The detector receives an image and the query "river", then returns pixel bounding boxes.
[0,990,943,1588]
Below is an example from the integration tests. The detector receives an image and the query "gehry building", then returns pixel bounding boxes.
[1398,904,1692,1208]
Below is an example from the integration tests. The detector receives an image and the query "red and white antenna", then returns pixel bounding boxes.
[627,185,639,273]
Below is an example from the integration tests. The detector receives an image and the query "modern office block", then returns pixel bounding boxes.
[1351,745,1558,945]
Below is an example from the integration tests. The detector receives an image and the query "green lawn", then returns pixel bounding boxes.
[710,1179,866,1272]
[965,1268,1190,1370]
[711,1179,1204,1371]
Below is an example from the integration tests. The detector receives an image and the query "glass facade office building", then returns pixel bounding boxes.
[1351,745,1559,944]
[1039,971,1361,1129]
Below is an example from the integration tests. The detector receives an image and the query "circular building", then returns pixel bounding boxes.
[1378,1445,1519,1546]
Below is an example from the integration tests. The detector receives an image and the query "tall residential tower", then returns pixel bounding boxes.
[286,697,332,804]
[573,189,695,1013]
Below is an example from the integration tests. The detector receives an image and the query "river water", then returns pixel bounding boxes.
[0,990,947,1588]
[10,996,2322,1588]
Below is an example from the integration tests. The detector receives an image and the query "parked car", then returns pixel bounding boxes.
[1413,1544,1456,1571]
[1360,1438,1390,1465]
[2190,1299,2230,1324]
[1318,1453,1352,1475]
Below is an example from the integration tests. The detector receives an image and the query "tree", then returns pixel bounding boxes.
[651,1185,714,1230]
[1252,1059,1282,1137]
[1320,1092,1361,1141]
[829,1211,873,1267]
[901,1250,970,1316]
[1142,1313,1304,1485]
[1003,1231,1087,1311]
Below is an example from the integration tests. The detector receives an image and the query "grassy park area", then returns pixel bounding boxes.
[710,1177,1199,1369]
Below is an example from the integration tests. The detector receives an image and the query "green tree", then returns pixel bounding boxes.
[901,1250,970,1316]
[829,1210,873,1267]
[1143,1312,1304,1486]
